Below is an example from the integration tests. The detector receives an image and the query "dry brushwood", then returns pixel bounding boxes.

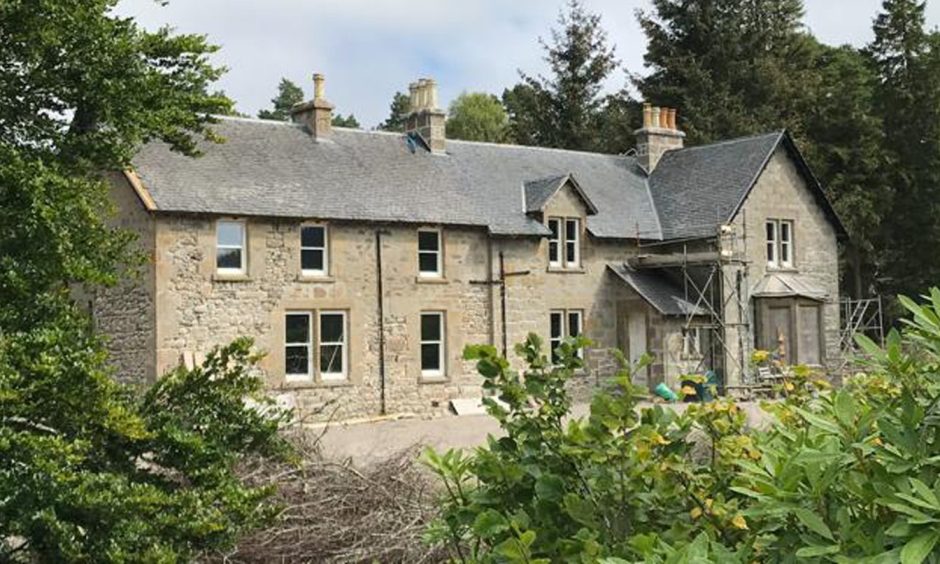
[207,431,447,563]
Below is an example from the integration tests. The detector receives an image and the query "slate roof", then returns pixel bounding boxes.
[607,263,707,317]
[649,130,846,240]
[130,116,843,241]
[523,174,598,215]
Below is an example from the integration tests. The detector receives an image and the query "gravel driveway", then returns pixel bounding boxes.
[316,401,772,465]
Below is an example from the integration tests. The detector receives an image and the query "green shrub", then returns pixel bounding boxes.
[424,290,940,563]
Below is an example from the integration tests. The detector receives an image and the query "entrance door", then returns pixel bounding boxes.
[764,305,793,364]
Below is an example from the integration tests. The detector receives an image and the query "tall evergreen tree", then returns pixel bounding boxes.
[868,0,940,300]
[503,0,622,151]
[635,0,814,144]
[258,78,304,121]
[378,91,411,131]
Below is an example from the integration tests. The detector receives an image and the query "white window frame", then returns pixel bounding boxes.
[766,219,795,268]
[547,218,562,267]
[564,218,581,268]
[417,228,443,278]
[779,220,793,268]
[318,310,348,381]
[420,311,446,378]
[284,312,313,382]
[550,309,584,362]
[300,223,329,277]
[216,219,246,275]
[765,220,778,267]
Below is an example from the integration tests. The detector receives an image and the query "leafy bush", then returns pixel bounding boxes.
[0,318,292,562]
[425,291,940,563]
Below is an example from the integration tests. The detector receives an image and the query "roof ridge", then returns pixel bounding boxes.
[668,130,784,155]
[213,114,637,159]
[445,137,630,159]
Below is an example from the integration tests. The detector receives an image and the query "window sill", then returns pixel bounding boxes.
[419,375,449,384]
[416,276,448,284]
[277,378,353,390]
[296,274,335,283]
[212,273,251,282]
[766,265,798,273]
[547,266,585,274]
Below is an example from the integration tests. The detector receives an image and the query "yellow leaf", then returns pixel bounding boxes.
[732,515,749,530]
[705,498,714,510]
[784,382,795,392]
[681,386,697,396]
[690,507,703,519]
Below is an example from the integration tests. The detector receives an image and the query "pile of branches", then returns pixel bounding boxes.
[209,431,446,563]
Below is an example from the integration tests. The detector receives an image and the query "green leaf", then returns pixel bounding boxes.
[796,544,841,557]
[472,509,509,538]
[900,531,940,564]
[833,391,855,427]
[794,407,843,435]
[794,508,835,540]
[910,478,940,509]
[535,473,565,502]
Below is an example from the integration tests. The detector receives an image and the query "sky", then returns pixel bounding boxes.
[115,0,940,128]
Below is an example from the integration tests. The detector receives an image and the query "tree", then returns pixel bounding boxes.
[868,0,940,301]
[800,42,889,298]
[0,0,291,559]
[378,91,412,131]
[446,92,509,142]
[258,78,304,121]
[635,0,815,144]
[504,0,621,151]
[332,113,361,128]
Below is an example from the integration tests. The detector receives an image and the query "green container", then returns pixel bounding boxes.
[654,382,678,402]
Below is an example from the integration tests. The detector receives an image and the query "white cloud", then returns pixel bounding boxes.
[115,0,940,128]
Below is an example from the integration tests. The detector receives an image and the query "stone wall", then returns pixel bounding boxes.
[97,145,842,419]
[146,180,651,420]
[92,173,156,384]
[733,145,842,375]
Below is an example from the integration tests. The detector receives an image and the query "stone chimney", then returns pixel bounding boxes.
[405,77,446,154]
[635,103,685,173]
[290,73,334,140]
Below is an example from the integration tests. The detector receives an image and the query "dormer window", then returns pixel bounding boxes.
[547,217,581,269]
[766,219,794,268]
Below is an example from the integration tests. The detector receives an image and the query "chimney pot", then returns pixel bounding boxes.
[289,71,334,140]
[635,101,685,172]
[408,82,419,112]
[405,76,447,154]
[313,73,326,101]
[426,78,439,110]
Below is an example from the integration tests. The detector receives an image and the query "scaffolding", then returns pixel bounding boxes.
[838,296,885,370]
[632,216,753,391]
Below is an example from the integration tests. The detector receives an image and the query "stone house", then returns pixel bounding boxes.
[95,75,845,420]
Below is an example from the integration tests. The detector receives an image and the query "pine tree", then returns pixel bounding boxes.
[868,0,940,299]
[636,0,814,144]
[504,0,622,151]
[378,91,411,131]
[332,113,361,128]
[258,78,304,121]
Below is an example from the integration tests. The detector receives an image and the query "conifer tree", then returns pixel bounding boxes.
[258,78,304,121]
[504,0,622,151]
